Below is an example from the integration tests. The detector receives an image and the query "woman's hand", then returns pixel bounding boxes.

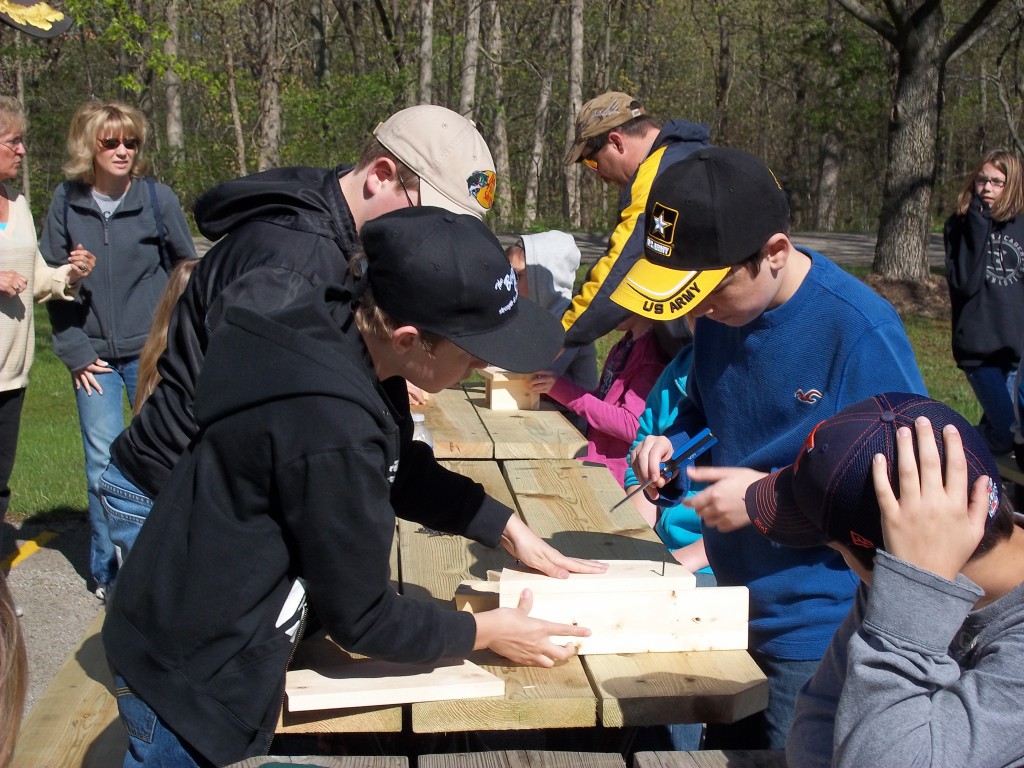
[73,359,112,396]
[66,244,96,286]
[0,270,28,297]
[500,514,607,579]
[473,589,591,666]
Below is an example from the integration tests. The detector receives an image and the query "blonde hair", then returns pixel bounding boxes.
[956,149,1024,222]
[0,96,25,138]
[62,101,150,185]
[0,574,27,768]
[133,259,198,414]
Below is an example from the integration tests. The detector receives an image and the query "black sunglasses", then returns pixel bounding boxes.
[98,137,141,150]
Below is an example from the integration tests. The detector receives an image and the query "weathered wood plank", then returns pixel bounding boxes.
[633,750,788,768]
[502,460,668,561]
[420,750,626,768]
[13,612,125,768]
[226,757,408,767]
[585,651,769,727]
[465,388,588,460]
[414,387,494,459]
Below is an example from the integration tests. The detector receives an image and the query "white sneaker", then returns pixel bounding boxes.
[94,585,107,602]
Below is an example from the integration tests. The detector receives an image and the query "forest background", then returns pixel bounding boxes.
[1,0,1023,280]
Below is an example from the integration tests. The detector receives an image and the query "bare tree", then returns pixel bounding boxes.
[990,8,1024,155]
[837,0,1009,280]
[522,3,563,230]
[564,0,583,225]
[459,0,481,118]
[483,0,510,227]
[418,0,434,103]
[815,2,844,231]
[164,0,184,163]
[253,0,284,171]
[333,0,366,75]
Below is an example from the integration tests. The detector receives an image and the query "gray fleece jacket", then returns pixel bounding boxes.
[788,525,1024,768]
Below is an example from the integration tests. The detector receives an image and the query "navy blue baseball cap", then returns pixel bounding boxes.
[746,393,1002,551]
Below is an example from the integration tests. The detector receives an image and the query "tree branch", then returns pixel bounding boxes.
[836,0,898,45]
[943,0,1011,64]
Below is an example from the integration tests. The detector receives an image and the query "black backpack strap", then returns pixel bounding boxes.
[145,177,170,273]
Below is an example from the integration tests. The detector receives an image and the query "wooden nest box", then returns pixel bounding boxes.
[479,366,539,411]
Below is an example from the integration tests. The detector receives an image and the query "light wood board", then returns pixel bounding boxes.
[413,387,494,459]
[634,750,788,768]
[286,658,504,712]
[465,392,588,460]
[420,751,626,768]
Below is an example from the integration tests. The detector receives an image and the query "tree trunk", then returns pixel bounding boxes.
[459,0,481,118]
[225,41,248,177]
[873,22,942,281]
[310,0,329,82]
[522,4,562,231]
[333,0,365,75]
[418,0,434,103]
[164,0,184,163]
[564,0,583,226]
[255,0,283,171]
[715,11,732,143]
[815,3,844,231]
[485,0,511,227]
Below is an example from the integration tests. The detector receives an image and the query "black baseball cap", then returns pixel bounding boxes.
[746,393,1002,551]
[361,207,563,373]
[610,147,789,319]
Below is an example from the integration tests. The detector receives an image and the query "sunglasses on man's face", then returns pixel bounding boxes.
[98,137,141,151]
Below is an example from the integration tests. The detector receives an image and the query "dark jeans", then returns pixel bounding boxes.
[703,650,820,750]
[0,387,26,520]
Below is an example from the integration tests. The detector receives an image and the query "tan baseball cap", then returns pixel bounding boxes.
[373,105,496,219]
[565,91,646,165]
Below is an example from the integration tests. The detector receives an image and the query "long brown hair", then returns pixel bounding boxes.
[0,573,27,768]
[955,149,1024,222]
[134,259,198,414]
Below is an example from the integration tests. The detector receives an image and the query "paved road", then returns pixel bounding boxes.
[4,227,946,728]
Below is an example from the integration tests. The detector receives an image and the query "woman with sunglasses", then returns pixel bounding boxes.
[39,101,196,600]
[1,96,94,562]
[945,149,1024,457]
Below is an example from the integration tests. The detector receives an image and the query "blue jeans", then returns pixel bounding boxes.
[100,460,154,563]
[703,651,819,750]
[115,675,211,767]
[74,357,138,586]
[965,365,1016,454]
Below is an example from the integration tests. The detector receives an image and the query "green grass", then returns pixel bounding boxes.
[6,275,982,526]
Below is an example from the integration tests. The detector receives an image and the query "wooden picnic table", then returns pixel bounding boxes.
[282,459,767,736]
[413,384,588,460]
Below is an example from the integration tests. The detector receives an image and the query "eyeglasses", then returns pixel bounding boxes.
[581,135,608,171]
[98,137,141,151]
[396,171,417,207]
[975,175,1006,189]
[0,136,26,153]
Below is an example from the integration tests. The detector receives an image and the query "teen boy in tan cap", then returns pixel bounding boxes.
[560,91,710,349]
[625,147,926,750]
[101,105,498,564]
[746,393,1024,768]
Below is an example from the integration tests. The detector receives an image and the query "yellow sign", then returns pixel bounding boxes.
[0,1,66,31]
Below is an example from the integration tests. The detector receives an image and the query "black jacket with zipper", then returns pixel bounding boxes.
[103,284,511,766]
[111,165,358,498]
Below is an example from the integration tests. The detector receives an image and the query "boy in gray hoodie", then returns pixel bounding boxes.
[745,392,1024,768]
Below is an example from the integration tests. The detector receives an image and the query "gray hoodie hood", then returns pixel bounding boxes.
[520,231,581,315]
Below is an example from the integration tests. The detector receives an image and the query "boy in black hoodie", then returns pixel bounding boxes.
[103,207,605,767]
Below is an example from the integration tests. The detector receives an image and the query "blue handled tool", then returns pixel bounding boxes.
[610,428,718,513]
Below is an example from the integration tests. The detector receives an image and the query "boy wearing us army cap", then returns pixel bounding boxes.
[624,147,926,750]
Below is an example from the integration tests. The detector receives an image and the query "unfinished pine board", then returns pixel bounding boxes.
[633,750,787,768]
[398,461,598,733]
[584,650,768,727]
[480,366,541,411]
[502,460,668,560]
[464,389,587,460]
[286,657,504,712]
[414,386,494,459]
[411,650,597,733]
[13,611,126,768]
[420,751,626,768]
